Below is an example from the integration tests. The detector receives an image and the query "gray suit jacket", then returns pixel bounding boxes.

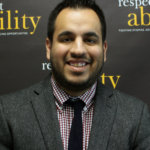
[0,76,150,150]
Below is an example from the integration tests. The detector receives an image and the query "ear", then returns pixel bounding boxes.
[45,38,51,60]
[103,40,108,62]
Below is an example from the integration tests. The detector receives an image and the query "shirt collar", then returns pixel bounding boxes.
[51,77,97,111]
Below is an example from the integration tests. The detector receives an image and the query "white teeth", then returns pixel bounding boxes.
[70,62,86,67]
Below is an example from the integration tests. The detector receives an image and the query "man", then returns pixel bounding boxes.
[0,0,150,149]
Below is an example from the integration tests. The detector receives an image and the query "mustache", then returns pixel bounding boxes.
[65,53,93,63]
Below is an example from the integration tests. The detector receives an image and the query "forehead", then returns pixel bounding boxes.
[54,8,102,35]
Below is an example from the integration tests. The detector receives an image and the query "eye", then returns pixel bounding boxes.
[62,38,73,42]
[84,38,97,45]
[58,36,74,43]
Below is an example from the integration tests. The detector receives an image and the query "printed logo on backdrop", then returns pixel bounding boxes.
[0,2,41,36]
[118,0,150,32]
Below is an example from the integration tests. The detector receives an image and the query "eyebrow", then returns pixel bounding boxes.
[84,32,99,39]
[58,31,73,38]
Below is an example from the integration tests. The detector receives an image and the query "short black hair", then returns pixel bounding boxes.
[47,0,106,43]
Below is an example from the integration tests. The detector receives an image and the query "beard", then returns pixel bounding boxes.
[50,56,104,93]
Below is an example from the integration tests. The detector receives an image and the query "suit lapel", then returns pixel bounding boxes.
[88,83,117,150]
[31,76,64,150]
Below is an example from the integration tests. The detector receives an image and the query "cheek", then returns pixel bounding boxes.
[89,47,103,61]
[52,44,69,59]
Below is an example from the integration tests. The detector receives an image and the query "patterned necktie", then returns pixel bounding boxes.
[64,98,85,150]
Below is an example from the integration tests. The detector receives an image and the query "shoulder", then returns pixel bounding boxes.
[98,81,147,106]
[108,86,149,119]
[0,77,51,112]
[96,82,149,116]
[112,89,148,112]
[113,89,144,106]
[97,84,150,129]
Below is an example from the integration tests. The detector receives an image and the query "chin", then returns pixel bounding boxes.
[66,76,88,84]
[63,76,95,92]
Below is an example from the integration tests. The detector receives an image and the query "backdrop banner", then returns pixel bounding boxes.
[0,0,150,106]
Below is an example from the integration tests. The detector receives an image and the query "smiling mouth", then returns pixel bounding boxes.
[68,62,87,67]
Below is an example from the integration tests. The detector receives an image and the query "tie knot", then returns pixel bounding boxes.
[64,98,85,111]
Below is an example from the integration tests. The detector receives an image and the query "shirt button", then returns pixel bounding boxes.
[83,107,87,112]
[60,106,63,110]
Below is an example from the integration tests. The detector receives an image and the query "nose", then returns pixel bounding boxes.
[70,37,86,58]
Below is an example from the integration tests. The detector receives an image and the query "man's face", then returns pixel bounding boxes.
[46,8,107,95]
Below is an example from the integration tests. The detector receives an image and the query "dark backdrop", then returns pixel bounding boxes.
[0,0,150,106]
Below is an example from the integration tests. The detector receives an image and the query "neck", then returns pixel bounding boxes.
[57,82,90,97]
[62,87,89,97]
